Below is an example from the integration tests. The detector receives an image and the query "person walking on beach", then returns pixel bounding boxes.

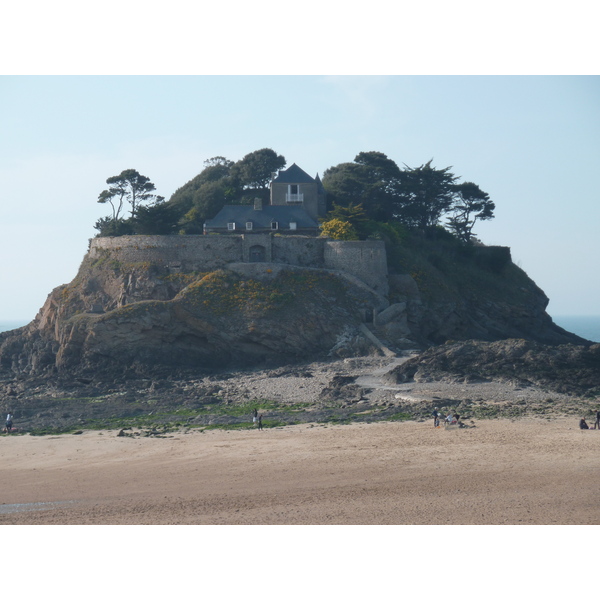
[258,414,263,431]
[5,413,13,433]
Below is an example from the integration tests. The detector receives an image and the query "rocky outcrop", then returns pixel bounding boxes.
[0,236,589,381]
[384,339,600,396]
[0,255,387,378]
[385,253,587,347]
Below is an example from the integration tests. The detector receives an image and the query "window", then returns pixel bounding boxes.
[289,222,297,230]
[271,221,278,230]
[286,184,303,203]
[227,222,236,231]
[246,222,253,230]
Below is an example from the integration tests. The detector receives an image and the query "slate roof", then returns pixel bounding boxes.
[272,163,316,184]
[315,173,326,194]
[204,204,319,229]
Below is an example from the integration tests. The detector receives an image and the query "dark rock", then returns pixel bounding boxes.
[385,339,600,396]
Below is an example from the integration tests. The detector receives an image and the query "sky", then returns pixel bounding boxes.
[2,75,598,322]
[1,3,599,327]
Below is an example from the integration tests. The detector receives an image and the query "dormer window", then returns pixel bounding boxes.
[271,221,279,230]
[246,222,253,231]
[227,222,236,231]
[289,222,297,230]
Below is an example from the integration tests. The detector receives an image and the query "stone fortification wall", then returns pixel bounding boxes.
[324,241,389,296]
[89,235,243,271]
[272,236,325,267]
[89,235,388,293]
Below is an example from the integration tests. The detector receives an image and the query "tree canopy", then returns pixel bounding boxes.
[396,160,458,229]
[93,148,494,245]
[95,169,173,236]
[446,181,495,243]
[168,149,286,234]
[319,218,359,241]
[95,149,288,237]
[323,151,401,222]
[98,169,163,220]
[230,148,286,189]
[321,152,494,242]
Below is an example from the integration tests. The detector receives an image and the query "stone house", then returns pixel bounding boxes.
[203,163,326,235]
[203,199,319,235]
[269,163,327,221]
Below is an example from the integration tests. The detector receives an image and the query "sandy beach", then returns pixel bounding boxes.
[1,416,598,525]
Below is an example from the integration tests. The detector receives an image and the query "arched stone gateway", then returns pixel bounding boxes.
[249,245,266,262]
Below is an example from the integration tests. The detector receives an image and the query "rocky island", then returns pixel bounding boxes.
[0,230,596,434]
[0,155,597,434]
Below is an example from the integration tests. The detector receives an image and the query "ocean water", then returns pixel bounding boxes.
[552,315,600,343]
[0,320,29,333]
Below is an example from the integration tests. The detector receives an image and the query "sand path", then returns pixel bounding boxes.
[1,417,598,525]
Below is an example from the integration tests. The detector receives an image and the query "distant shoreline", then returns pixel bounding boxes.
[0,320,28,333]
[551,315,600,343]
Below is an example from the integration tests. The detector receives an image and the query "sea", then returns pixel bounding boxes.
[0,320,29,333]
[551,315,600,343]
[1,316,600,342]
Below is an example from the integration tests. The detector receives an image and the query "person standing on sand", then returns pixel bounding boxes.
[5,413,13,433]
[432,408,440,427]
[258,414,263,431]
[595,410,600,430]
[253,408,258,426]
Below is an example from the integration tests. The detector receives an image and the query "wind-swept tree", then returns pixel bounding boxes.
[446,181,495,243]
[95,169,163,236]
[98,169,162,220]
[396,160,458,229]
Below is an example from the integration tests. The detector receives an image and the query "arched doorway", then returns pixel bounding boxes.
[249,245,266,262]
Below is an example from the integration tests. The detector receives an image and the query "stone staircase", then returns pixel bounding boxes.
[358,323,398,358]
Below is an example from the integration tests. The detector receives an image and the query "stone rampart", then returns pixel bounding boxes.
[272,236,325,267]
[89,235,388,294]
[324,240,389,296]
[89,235,243,271]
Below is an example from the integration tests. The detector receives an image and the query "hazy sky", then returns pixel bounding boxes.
[1,75,598,321]
[1,4,598,323]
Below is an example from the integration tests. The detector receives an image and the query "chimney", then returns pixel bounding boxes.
[254,198,263,210]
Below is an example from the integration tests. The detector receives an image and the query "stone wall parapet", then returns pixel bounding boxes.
[89,235,388,294]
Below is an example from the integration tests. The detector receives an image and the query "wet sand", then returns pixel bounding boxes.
[1,416,598,525]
